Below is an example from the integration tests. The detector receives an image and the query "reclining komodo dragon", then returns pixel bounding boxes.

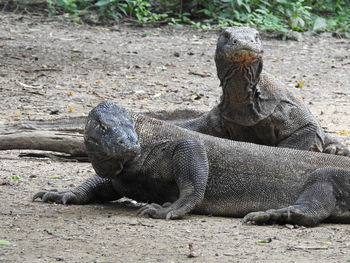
[32,102,350,227]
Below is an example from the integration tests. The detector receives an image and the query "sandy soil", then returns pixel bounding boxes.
[0,11,349,263]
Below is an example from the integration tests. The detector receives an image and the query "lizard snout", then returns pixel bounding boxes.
[108,138,141,158]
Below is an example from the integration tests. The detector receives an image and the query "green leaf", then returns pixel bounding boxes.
[258,238,272,243]
[291,17,305,29]
[11,175,21,180]
[255,8,268,15]
[75,18,83,24]
[241,3,251,13]
[276,0,288,4]
[294,79,305,88]
[0,240,11,245]
[312,17,328,32]
[95,0,112,7]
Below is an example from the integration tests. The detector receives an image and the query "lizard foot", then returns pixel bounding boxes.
[137,203,183,219]
[323,143,350,157]
[32,190,80,205]
[243,206,317,226]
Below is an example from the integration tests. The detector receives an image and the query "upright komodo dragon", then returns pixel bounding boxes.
[176,26,349,156]
[33,102,350,226]
[0,27,348,158]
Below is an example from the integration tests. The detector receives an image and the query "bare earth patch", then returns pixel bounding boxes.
[0,12,349,262]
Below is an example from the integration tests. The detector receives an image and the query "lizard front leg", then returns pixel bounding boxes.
[33,175,122,205]
[271,103,349,156]
[138,139,209,219]
[277,121,319,151]
[323,134,350,157]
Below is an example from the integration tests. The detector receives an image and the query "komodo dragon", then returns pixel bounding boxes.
[33,101,350,226]
[176,26,349,156]
[0,27,348,158]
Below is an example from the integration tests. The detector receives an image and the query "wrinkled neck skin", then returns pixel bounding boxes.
[88,148,127,178]
[216,58,272,125]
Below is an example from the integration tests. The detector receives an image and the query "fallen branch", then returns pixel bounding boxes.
[0,130,85,156]
[0,109,204,159]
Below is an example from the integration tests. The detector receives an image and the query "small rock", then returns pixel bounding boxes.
[128,221,138,226]
[285,224,295,229]
[50,110,60,115]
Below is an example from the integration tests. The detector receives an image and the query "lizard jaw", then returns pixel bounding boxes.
[230,49,263,67]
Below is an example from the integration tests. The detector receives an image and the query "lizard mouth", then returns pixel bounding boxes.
[230,49,262,66]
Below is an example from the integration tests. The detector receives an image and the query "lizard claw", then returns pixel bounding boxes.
[243,206,318,226]
[32,190,56,201]
[323,143,350,157]
[243,209,281,225]
[32,190,79,205]
[137,203,162,218]
[137,203,182,219]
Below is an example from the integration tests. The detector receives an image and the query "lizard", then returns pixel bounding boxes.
[33,101,350,226]
[0,27,348,158]
[176,26,349,156]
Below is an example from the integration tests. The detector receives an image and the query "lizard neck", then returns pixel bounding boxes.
[89,152,126,178]
[218,59,263,106]
[216,59,273,125]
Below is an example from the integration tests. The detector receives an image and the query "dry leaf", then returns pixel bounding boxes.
[339,130,349,136]
[294,79,305,88]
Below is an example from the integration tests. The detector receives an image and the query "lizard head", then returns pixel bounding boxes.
[84,101,141,177]
[215,26,263,68]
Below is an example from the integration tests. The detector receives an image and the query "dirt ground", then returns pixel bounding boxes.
[0,11,350,263]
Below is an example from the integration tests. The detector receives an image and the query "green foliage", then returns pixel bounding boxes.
[47,0,167,22]
[46,0,350,36]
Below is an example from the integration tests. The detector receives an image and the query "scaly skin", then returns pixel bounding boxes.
[178,27,349,156]
[1,27,348,158]
[33,102,350,226]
